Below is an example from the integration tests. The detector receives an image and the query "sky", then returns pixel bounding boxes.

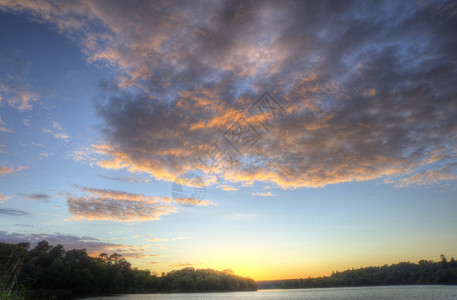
[0,0,457,281]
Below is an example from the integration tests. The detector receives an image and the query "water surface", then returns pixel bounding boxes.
[82,285,457,299]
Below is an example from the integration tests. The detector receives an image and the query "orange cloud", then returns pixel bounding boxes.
[217,184,238,191]
[251,191,274,197]
[0,166,13,175]
[67,187,177,222]
[396,167,457,187]
[148,238,169,242]
[169,262,195,268]
[0,165,28,176]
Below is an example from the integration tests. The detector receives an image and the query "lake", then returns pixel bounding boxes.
[81,285,457,299]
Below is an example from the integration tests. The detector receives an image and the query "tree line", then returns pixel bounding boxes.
[0,241,256,299]
[258,255,457,289]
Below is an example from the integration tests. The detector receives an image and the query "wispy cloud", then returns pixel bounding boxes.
[395,163,457,187]
[52,121,63,130]
[0,192,10,203]
[42,128,69,141]
[217,184,238,191]
[26,193,50,203]
[252,191,275,197]
[0,116,12,133]
[169,262,195,268]
[0,46,38,110]
[0,208,29,216]
[23,116,31,127]
[148,238,169,243]
[39,152,49,159]
[100,175,151,183]
[67,187,177,222]
[172,236,189,241]
[0,165,28,176]
[0,166,13,175]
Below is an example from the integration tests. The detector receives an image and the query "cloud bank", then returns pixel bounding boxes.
[2,0,457,188]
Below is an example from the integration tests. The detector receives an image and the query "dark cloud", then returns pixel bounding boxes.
[3,0,457,188]
[0,208,29,216]
[0,231,106,252]
[26,193,50,203]
[0,231,156,258]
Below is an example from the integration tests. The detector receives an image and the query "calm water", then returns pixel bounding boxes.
[82,285,457,300]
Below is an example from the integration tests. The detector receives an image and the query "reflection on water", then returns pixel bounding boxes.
[81,285,457,300]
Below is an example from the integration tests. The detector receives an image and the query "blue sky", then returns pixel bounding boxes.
[1,0,457,280]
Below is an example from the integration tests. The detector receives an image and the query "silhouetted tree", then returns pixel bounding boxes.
[0,241,257,299]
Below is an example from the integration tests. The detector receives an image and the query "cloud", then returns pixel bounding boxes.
[0,232,107,253]
[0,192,10,203]
[0,115,12,133]
[148,238,169,243]
[81,235,99,241]
[100,175,151,183]
[0,208,29,216]
[395,162,457,187]
[42,127,70,141]
[169,262,195,268]
[26,193,50,203]
[70,146,101,166]
[251,191,275,197]
[0,46,38,110]
[0,166,13,175]
[23,117,31,127]
[52,121,63,130]
[0,231,157,258]
[0,165,28,176]
[172,236,189,241]
[217,184,238,191]
[3,0,457,189]
[67,187,177,222]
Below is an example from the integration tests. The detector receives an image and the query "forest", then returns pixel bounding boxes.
[0,241,257,299]
[258,255,457,289]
